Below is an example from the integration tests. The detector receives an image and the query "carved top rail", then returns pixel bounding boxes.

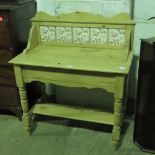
[23,12,134,61]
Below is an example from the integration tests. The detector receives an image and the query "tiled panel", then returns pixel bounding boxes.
[40,26,125,45]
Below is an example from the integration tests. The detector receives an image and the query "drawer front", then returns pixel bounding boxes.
[0,13,11,47]
[0,66,16,86]
[0,85,19,106]
[0,49,13,66]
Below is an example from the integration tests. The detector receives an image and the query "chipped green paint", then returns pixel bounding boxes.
[9,12,134,149]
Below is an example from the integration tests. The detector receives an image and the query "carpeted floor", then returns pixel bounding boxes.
[0,114,151,155]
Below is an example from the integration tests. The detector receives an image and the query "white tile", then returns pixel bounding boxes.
[90,28,108,44]
[108,29,125,45]
[40,26,56,42]
[73,27,89,44]
[56,27,72,43]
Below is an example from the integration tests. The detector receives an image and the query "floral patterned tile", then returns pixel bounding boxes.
[73,28,90,44]
[40,26,56,42]
[108,29,125,45]
[90,28,108,45]
[56,27,72,43]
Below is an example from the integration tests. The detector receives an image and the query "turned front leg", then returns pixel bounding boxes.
[19,86,31,133]
[13,65,31,134]
[112,98,123,148]
[112,77,125,149]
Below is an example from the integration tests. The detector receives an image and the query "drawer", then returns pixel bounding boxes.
[0,49,13,66]
[0,13,11,46]
[0,37,10,46]
[0,32,10,46]
[0,85,19,106]
[0,66,16,86]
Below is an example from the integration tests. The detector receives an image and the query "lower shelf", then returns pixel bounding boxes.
[31,103,114,125]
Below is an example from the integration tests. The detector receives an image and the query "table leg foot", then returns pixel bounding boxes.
[22,113,32,135]
[112,126,121,149]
